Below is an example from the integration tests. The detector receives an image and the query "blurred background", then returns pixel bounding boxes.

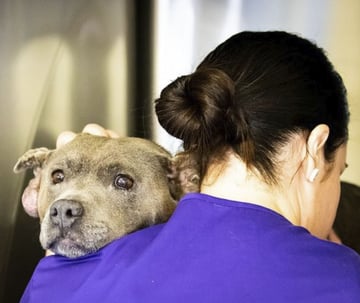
[0,0,359,301]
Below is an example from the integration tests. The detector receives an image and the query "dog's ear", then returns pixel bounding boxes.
[13,147,52,173]
[167,152,200,201]
[13,147,53,218]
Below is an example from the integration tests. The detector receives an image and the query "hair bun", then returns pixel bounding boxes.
[155,67,236,151]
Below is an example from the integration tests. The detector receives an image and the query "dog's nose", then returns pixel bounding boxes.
[50,200,83,228]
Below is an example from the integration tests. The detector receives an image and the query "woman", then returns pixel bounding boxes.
[21,31,360,302]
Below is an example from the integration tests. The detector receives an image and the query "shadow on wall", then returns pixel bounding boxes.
[3,176,44,303]
[334,181,360,255]
[3,129,55,303]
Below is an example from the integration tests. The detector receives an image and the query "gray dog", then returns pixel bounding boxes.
[14,133,199,258]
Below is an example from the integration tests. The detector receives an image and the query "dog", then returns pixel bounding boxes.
[13,133,199,258]
[14,133,359,259]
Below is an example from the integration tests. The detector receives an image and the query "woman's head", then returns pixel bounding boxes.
[155,31,349,184]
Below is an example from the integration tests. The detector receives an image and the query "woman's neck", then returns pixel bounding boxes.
[200,153,301,226]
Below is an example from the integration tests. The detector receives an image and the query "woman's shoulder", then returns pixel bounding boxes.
[275,224,360,287]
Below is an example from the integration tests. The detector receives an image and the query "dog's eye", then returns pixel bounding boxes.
[51,170,65,184]
[114,174,133,190]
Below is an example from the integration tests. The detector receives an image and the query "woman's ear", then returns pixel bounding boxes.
[305,124,330,182]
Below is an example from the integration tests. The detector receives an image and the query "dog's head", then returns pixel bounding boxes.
[14,133,199,258]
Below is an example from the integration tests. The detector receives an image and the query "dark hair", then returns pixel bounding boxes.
[155,31,349,184]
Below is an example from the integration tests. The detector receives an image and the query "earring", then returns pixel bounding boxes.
[309,168,319,182]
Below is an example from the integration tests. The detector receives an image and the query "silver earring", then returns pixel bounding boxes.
[309,168,319,182]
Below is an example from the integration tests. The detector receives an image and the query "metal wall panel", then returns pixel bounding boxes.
[0,1,135,301]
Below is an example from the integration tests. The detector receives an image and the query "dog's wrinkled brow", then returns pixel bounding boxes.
[52,158,89,174]
[97,163,128,176]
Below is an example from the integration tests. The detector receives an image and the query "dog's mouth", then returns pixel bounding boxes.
[48,236,95,258]
[43,223,111,258]
[41,206,112,258]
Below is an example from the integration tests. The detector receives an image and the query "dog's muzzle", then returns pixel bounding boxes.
[50,199,84,229]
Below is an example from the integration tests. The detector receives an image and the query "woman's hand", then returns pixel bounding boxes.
[56,123,120,148]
